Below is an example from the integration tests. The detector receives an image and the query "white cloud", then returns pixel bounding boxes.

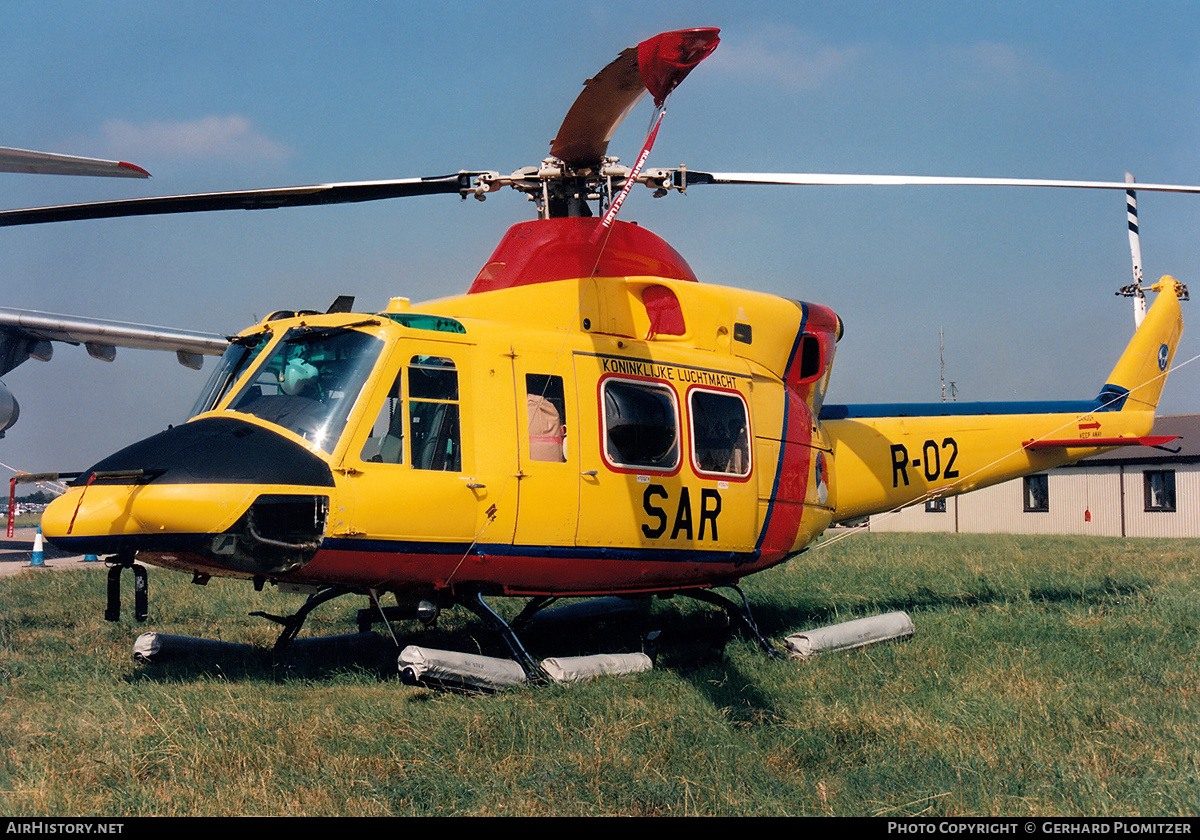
[708,26,1050,100]
[711,26,867,92]
[944,41,1053,94]
[98,115,293,162]
[962,41,1028,76]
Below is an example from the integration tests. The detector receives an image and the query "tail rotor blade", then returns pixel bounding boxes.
[1126,172,1147,327]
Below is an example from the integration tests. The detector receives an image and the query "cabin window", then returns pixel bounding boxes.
[526,374,567,463]
[226,327,384,453]
[409,355,461,471]
[360,370,405,464]
[689,389,750,477]
[602,379,679,471]
[1023,474,1049,512]
[798,334,822,381]
[1143,470,1176,512]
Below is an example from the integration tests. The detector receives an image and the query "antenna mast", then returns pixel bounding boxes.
[940,328,957,402]
[940,328,945,402]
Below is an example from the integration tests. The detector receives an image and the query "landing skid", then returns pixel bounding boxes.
[248,585,550,681]
[242,583,781,667]
[251,586,351,651]
[460,590,547,682]
[121,570,783,687]
[675,585,786,660]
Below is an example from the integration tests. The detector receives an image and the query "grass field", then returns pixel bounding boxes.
[0,532,1196,817]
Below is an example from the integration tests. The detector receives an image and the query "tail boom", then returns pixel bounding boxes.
[821,277,1185,523]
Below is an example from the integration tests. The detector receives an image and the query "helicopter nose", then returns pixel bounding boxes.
[40,479,259,555]
[41,416,335,576]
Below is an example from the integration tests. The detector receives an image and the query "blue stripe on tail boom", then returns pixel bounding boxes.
[819,392,1125,420]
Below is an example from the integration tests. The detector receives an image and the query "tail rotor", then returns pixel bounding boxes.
[1121,172,1147,327]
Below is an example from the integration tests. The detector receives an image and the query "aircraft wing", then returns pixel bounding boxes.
[0,146,150,178]
[0,307,228,374]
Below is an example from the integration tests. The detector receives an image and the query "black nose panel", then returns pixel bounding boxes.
[75,417,335,487]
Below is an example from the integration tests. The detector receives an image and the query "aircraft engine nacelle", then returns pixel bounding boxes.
[0,380,18,437]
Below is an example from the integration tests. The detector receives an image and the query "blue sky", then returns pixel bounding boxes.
[3,1,1199,472]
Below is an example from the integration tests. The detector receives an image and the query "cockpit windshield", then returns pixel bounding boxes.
[224,326,385,453]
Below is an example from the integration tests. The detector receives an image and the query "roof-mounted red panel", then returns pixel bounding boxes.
[468,218,698,294]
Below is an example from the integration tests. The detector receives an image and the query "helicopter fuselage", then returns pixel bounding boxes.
[41,252,842,601]
[38,216,1186,613]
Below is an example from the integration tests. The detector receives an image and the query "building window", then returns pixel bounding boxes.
[1024,474,1049,512]
[1144,470,1177,512]
[925,498,947,513]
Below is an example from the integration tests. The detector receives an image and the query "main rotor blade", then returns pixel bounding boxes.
[550,46,646,169]
[550,27,719,170]
[0,172,479,227]
[637,28,720,107]
[0,146,150,178]
[672,170,1200,194]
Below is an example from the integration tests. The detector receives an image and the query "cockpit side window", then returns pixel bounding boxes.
[409,355,461,471]
[602,378,679,471]
[360,370,405,464]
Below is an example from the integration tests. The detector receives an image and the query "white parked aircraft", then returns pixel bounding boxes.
[0,146,227,437]
[0,145,150,178]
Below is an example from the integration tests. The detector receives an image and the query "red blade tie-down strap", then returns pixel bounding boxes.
[592,28,720,243]
[67,473,99,536]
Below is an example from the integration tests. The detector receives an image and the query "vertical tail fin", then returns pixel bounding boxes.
[1101,276,1186,411]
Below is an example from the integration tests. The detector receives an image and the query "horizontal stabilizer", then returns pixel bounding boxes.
[1024,435,1179,450]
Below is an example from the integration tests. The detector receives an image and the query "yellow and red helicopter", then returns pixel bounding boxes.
[2,28,1194,681]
